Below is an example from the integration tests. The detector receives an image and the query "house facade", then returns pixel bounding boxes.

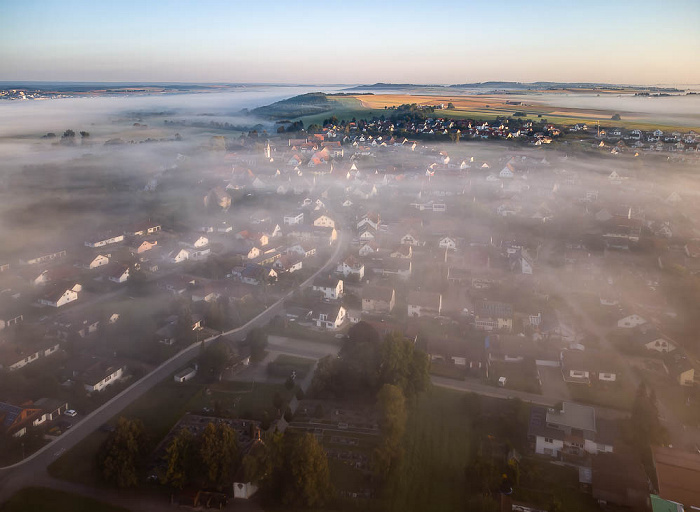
[312,276,343,300]
[362,286,396,314]
[529,402,615,459]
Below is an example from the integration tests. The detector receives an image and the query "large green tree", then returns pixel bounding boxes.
[281,433,333,508]
[163,427,196,489]
[100,417,148,488]
[199,342,233,381]
[199,422,240,488]
[373,384,407,476]
[246,328,268,363]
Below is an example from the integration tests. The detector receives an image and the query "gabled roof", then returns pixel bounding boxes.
[407,290,441,309]
[362,285,394,303]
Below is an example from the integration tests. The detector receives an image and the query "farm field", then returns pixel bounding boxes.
[346,93,700,132]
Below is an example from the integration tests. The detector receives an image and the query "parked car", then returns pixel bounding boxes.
[65,409,77,417]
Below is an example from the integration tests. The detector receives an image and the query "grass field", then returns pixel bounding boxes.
[566,380,635,411]
[342,93,700,132]
[268,353,316,379]
[380,388,474,512]
[488,361,542,394]
[0,487,128,512]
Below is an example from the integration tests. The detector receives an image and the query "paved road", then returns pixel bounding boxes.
[0,228,349,504]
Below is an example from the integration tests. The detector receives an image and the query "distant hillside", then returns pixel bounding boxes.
[250,92,341,119]
[346,82,682,93]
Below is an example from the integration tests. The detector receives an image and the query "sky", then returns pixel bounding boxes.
[1,0,699,85]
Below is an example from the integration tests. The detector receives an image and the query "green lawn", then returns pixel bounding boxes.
[429,361,466,380]
[268,354,316,379]
[488,361,542,394]
[380,388,475,512]
[0,487,128,512]
[567,380,634,411]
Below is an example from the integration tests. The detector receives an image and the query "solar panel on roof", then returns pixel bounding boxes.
[0,402,22,427]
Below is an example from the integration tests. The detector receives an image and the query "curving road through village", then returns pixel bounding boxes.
[0,228,349,504]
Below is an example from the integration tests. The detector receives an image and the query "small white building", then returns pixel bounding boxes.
[174,366,197,383]
[283,212,304,225]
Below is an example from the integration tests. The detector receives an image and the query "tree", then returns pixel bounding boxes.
[447,102,455,109]
[199,342,232,381]
[373,384,407,476]
[246,328,268,363]
[163,427,196,489]
[611,113,622,121]
[629,382,668,448]
[80,130,90,137]
[379,332,430,396]
[281,433,333,508]
[62,129,76,138]
[199,422,240,488]
[99,417,148,488]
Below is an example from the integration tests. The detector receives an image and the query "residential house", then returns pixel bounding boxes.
[475,300,513,331]
[85,232,125,248]
[617,314,646,329]
[636,327,677,353]
[372,258,412,279]
[0,339,61,371]
[336,256,365,280]
[663,352,695,386]
[0,402,42,437]
[427,338,486,375]
[528,402,615,458]
[401,232,422,246]
[560,349,617,384]
[312,276,343,300]
[287,243,317,259]
[234,264,277,286]
[357,212,380,231]
[311,303,346,330]
[31,398,69,427]
[106,264,130,284]
[652,446,700,509]
[313,213,335,229]
[359,242,378,257]
[76,358,126,393]
[127,222,161,236]
[168,248,190,264]
[272,254,303,274]
[39,285,79,308]
[77,253,110,269]
[283,212,304,225]
[438,237,457,251]
[19,248,67,266]
[361,286,395,314]
[407,291,442,317]
[131,240,157,254]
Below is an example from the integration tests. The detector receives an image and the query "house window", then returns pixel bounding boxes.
[543,448,553,455]
[544,437,554,444]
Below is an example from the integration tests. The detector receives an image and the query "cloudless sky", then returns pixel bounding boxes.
[1,0,699,85]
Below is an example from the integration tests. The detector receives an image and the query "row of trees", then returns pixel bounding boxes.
[162,421,241,490]
[241,431,333,508]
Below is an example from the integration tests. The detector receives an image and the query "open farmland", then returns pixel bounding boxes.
[348,93,700,132]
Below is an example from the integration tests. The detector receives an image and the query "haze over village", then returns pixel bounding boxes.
[1,1,700,512]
